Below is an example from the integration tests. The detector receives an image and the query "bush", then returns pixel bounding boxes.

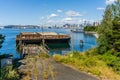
[38,53,50,58]
[53,54,62,62]
[53,51,120,79]
[0,66,19,80]
[84,26,98,31]
[97,51,120,74]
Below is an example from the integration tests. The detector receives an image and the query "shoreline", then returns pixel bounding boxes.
[84,31,99,38]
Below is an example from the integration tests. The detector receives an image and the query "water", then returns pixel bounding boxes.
[0,28,97,58]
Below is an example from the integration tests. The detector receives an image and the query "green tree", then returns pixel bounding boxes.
[84,26,98,32]
[98,0,120,54]
[112,17,120,52]
[98,5,113,54]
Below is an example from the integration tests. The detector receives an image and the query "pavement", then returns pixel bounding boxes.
[49,59,98,80]
[18,57,99,80]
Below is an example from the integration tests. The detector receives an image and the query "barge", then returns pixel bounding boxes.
[16,32,70,55]
[16,32,70,45]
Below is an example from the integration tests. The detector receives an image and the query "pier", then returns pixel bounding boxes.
[16,32,70,55]
[21,45,49,56]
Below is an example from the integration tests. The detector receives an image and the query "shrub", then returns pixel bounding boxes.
[0,66,19,80]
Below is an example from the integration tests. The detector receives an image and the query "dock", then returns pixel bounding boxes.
[16,32,70,55]
[21,44,49,56]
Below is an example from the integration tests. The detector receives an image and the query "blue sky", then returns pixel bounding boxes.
[0,0,116,25]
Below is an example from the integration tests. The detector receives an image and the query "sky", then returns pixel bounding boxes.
[0,0,116,26]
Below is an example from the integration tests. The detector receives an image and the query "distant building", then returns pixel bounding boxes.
[63,24,71,28]
[93,22,99,26]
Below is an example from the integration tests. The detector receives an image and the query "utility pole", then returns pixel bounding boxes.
[41,16,45,48]
[71,25,74,52]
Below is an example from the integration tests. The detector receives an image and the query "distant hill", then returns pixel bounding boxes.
[4,25,40,29]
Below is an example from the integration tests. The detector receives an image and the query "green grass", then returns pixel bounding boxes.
[0,66,19,80]
[53,49,120,80]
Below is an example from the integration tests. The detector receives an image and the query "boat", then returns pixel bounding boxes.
[71,28,84,33]
[71,25,84,33]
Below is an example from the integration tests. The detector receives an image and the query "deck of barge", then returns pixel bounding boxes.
[16,32,70,44]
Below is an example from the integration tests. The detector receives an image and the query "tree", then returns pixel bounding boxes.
[112,17,120,52]
[98,0,120,54]
[98,5,113,54]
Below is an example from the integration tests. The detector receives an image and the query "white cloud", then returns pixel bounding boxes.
[106,0,116,5]
[40,14,58,21]
[97,7,105,10]
[57,10,62,13]
[46,13,58,19]
[61,17,95,24]
[61,17,86,24]
[50,13,57,17]
[62,17,73,21]
[66,10,82,17]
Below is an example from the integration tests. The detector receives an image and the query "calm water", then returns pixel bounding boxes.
[0,28,97,58]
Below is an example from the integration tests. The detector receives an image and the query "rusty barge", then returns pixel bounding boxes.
[16,32,70,45]
[16,32,70,55]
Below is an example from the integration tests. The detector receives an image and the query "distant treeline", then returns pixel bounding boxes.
[4,25,40,29]
[84,26,98,32]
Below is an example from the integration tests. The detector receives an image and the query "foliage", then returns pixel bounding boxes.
[0,34,5,48]
[84,26,98,32]
[97,5,113,54]
[111,17,120,52]
[98,0,120,54]
[97,0,120,77]
[0,66,19,80]
[98,51,120,74]
[53,1,120,79]
[0,54,6,60]
[53,51,120,80]
[37,53,50,58]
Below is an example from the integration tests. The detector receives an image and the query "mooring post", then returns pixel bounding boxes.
[80,40,84,47]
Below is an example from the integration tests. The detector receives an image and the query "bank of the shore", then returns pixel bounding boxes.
[84,31,99,38]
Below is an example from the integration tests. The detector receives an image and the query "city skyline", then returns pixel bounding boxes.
[0,0,116,26]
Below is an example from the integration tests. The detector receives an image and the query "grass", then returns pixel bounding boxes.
[48,63,56,80]
[0,66,19,80]
[53,49,120,80]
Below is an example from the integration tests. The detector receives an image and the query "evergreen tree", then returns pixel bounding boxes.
[98,5,113,54]
[112,17,120,52]
[98,0,120,54]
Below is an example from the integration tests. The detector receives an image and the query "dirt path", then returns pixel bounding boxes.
[50,59,98,80]
[18,56,98,80]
